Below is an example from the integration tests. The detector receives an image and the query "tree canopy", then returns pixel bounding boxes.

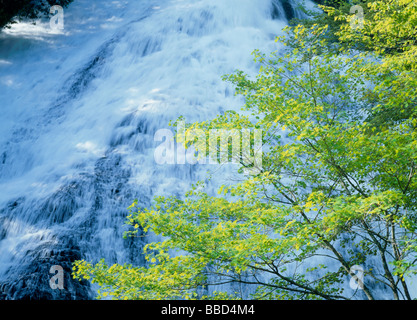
[0,0,73,29]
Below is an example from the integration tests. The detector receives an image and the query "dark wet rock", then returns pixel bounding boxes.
[0,242,91,300]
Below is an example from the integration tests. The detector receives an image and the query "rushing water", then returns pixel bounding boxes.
[0,0,315,299]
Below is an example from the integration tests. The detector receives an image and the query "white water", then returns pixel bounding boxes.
[0,0,316,299]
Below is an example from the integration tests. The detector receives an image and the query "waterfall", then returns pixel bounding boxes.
[0,0,313,299]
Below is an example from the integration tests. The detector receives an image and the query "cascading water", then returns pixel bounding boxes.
[0,0,315,299]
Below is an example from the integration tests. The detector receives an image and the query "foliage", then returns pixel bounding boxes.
[299,0,417,129]
[292,0,372,45]
[73,0,417,300]
[325,0,417,129]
